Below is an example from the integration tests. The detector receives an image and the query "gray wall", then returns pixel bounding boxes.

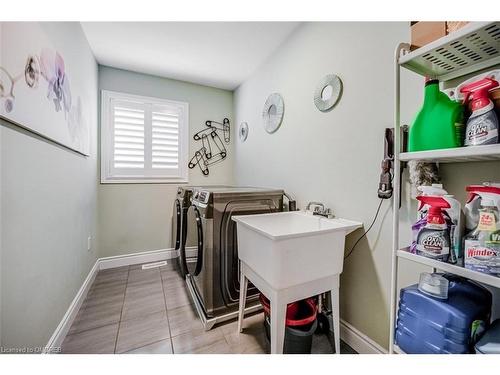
[233,22,423,348]
[0,23,98,349]
[98,67,234,257]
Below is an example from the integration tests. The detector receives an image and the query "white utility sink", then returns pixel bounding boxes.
[233,211,362,290]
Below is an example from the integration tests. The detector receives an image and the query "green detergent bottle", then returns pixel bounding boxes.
[409,79,463,152]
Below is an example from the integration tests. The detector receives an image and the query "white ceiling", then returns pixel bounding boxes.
[81,22,301,90]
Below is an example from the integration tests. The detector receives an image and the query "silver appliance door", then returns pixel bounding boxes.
[180,203,200,278]
[187,208,215,316]
[184,205,204,277]
[173,198,188,278]
[172,199,181,251]
[218,199,281,308]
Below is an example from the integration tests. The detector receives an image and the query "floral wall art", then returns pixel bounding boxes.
[0,22,92,155]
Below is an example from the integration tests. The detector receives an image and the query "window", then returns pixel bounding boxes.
[101,90,188,183]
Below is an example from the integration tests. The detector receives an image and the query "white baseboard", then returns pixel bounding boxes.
[45,246,191,353]
[340,319,387,354]
[99,248,177,270]
[43,260,100,353]
[98,246,198,270]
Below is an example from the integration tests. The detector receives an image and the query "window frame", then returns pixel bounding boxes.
[100,90,189,184]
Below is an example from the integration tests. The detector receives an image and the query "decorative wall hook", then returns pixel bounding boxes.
[188,118,230,176]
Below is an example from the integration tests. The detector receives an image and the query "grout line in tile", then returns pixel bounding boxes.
[113,265,130,354]
[160,267,175,353]
[122,337,172,354]
[65,274,127,341]
[65,321,122,338]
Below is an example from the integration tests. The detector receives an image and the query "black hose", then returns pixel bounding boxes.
[344,198,385,260]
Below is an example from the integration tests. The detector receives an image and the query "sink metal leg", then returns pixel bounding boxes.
[237,272,248,333]
[270,296,287,354]
[331,287,340,354]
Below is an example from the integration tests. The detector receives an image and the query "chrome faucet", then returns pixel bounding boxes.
[306,201,324,211]
[306,202,334,218]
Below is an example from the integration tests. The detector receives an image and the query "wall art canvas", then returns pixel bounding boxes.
[0,22,91,155]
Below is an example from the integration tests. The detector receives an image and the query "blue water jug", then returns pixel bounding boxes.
[395,274,492,354]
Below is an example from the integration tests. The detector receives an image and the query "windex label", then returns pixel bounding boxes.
[467,247,497,259]
[464,239,500,277]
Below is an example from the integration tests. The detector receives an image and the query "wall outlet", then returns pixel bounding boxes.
[87,236,92,251]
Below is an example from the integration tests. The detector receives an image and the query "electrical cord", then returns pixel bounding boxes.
[344,198,385,260]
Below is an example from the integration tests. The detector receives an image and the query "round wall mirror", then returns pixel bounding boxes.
[262,93,284,134]
[321,85,334,101]
[314,74,342,112]
[239,122,248,142]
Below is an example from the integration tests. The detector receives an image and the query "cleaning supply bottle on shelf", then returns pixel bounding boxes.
[411,184,447,254]
[416,184,448,220]
[464,183,500,233]
[460,77,499,146]
[408,78,464,152]
[415,196,451,262]
[411,185,463,263]
[464,199,500,277]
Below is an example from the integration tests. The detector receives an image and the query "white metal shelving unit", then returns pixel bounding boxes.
[389,21,500,355]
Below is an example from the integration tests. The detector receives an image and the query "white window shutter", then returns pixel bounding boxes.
[101,90,189,183]
[112,99,146,169]
[151,104,180,170]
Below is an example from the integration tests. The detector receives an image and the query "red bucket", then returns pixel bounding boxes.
[259,294,317,327]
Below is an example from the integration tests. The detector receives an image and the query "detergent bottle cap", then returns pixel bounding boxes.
[416,196,450,225]
[424,77,439,86]
[460,77,499,112]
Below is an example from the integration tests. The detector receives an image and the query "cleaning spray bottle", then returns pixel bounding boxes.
[411,185,447,254]
[460,77,499,146]
[464,183,500,233]
[408,78,463,152]
[411,185,463,263]
[464,199,500,277]
[415,196,451,262]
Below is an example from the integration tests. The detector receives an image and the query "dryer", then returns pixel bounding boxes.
[183,186,284,329]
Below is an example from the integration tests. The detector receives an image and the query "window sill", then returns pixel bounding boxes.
[100,178,189,184]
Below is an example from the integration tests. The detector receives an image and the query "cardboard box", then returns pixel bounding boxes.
[411,22,447,49]
[411,21,470,49]
[447,21,469,34]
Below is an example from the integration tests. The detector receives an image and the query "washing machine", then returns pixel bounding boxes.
[183,186,284,329]
[172,186,232,278]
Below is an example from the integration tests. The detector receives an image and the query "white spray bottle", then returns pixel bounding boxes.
[412,184,463,263]
[465,183,500,233]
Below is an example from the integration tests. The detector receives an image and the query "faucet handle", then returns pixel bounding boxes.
[323,208,335,219]
[306,201,325,211]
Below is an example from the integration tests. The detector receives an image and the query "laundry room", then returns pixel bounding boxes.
[1,2,500,373]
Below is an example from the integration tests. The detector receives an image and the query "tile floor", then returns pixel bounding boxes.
[61,261,357,354]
